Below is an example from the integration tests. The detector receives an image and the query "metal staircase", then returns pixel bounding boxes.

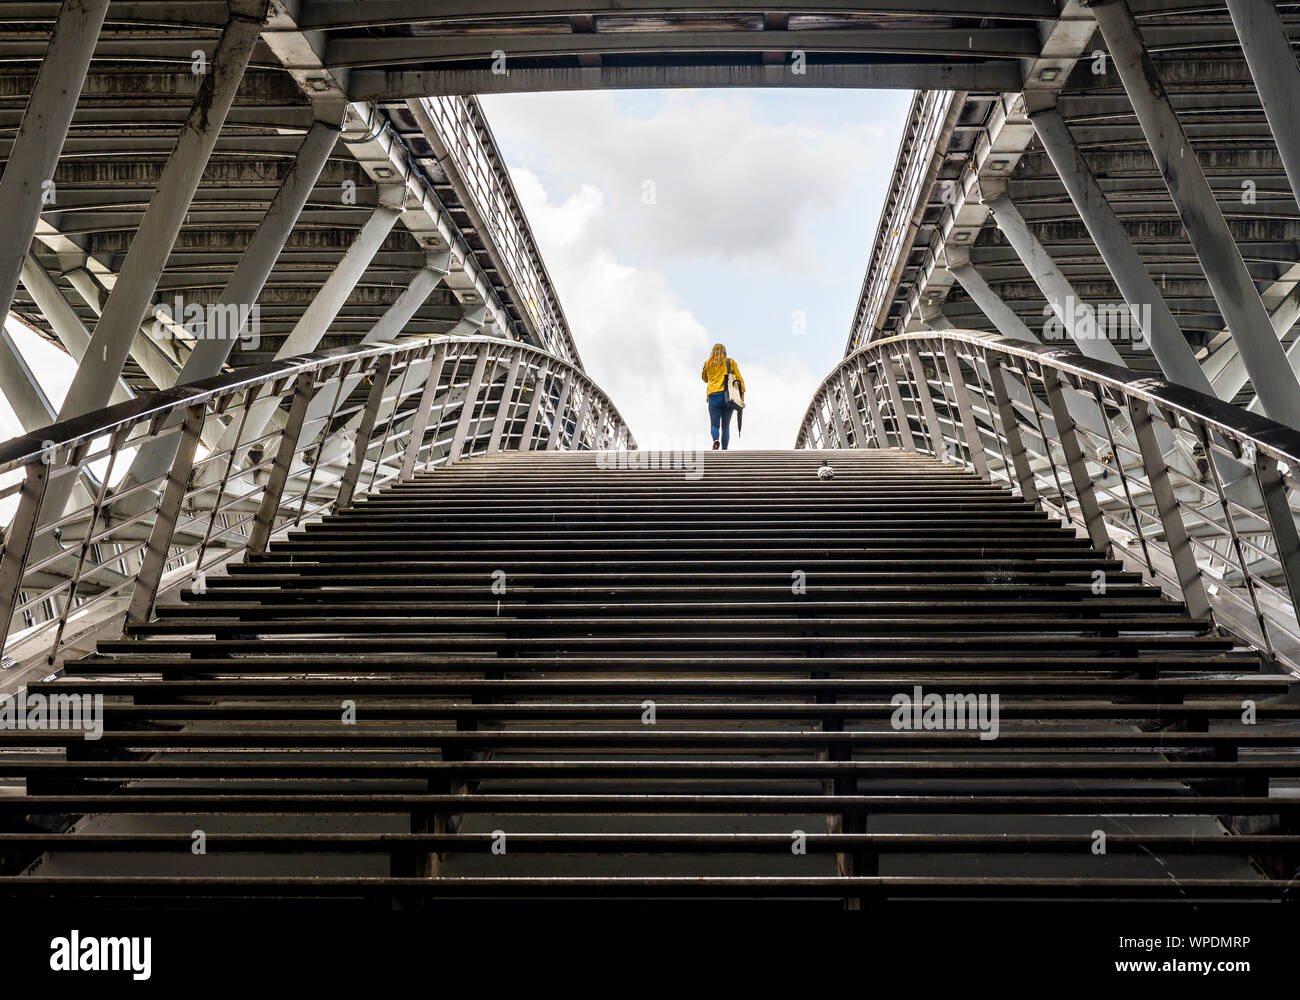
[4,448,1298,906]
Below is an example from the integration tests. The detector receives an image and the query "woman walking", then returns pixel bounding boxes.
[701,343,745,450]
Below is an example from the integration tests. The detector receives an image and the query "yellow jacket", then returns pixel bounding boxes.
[702,358,745,396]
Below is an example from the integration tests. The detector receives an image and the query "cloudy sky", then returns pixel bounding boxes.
[481,87,911,449]
[0,88,911,454]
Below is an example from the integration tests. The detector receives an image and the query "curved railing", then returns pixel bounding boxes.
[796,330,1300,670]
[0,336,634,668]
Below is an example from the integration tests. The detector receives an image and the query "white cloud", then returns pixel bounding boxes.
[486,90,887,272]
[509,163,819,448]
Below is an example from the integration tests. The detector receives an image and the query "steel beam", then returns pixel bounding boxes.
[0,0,109,327]
[362,254,450,345]
[54,2,268,426]
[0,323,56,431]
[1091,0,1300,430]
[1226,0,1300,219]
[1027,107,1214,395]
[983,194,1126,367]
[946,260,1037,343]
[178,119,343,384]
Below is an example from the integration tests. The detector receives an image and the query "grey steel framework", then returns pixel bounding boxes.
[0,335,633,669]
[797,330,1300,667]
[852,1,1300,425]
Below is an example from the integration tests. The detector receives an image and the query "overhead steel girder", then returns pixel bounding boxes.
[326,29,1043,69]
[294,1,1061,26]
[348,62,1022,102]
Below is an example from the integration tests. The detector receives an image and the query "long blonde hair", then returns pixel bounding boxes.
[707,343,727,367]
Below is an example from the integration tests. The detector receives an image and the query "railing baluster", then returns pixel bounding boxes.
[839,369,867,448]
[337,355,394,509]
[941,342,989,479]
[449,349,491,462]
[519,361,549,452]
[906,343,944,458]
[880,357,916,452]
[249,371,314,555]
[983,359,1039,503]
[1090,384,1154,578]
[856,358,889,449]
[547,377,575,451]
[1043,368,1110,554]
[1251,449,1300,642]
[400,344,449,479]
[488,350,525,454]
[127,404,205,625]
[1127,397,1212,620]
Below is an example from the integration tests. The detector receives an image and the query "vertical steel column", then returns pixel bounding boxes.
[488,350,525,453]
[448,350,491,462]
[1043,368,1111,553]
[0,0,110,325]
[337,355,393,509]
[126,404,204,625]
[1091,0,1300,429]
[400,344,449,478]
[984,360,1039,502]
[248,372,314,554]
[1127,397,1212,619]
[546,378,575,451]
[1028,107,1212,393]
[941,343,990,479]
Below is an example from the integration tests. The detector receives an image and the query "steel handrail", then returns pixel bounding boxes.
[797,330,1300,670]
[0,335,634,667]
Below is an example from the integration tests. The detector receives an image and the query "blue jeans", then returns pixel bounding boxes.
[708,390,732,449]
